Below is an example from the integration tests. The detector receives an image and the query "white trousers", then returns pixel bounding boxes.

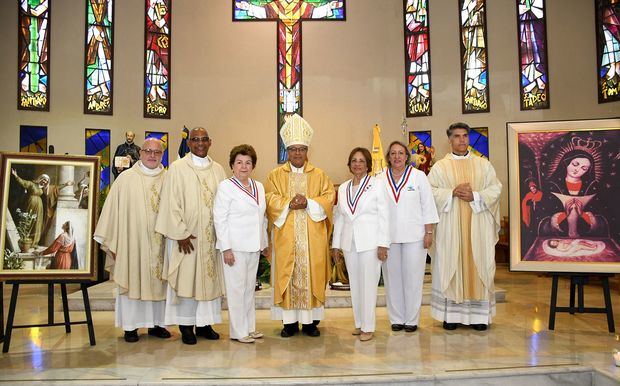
[115,292,166,331]
[344,247,382,333]
[382,241,427,326]
[223,251,259,339]
[273,308,324,325]
[164,285,222,327]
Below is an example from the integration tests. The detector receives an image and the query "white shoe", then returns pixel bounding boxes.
[249,331,264,339]
[236,336,255,343]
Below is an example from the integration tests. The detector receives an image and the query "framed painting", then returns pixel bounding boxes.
[507,118,620,273]
[408,130,434,174]
[0,152,100,280]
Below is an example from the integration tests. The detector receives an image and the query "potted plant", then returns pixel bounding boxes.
[3,249,24,270]
[14,208,37,252]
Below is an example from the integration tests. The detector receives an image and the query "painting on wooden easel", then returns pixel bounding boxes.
[507,119,620,273]
[0,152,99,280]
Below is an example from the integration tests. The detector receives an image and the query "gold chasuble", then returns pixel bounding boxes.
[94,162,166,301]
[265,162,335,310]
[428,153,501,303]
[155,155,227,301]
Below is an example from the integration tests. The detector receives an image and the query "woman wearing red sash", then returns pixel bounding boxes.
[379,141,439,333]
[214,145,269,343]
[331,147,390,341]
[37,220,77,270]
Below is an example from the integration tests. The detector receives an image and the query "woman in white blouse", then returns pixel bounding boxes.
[214,144,269,343]
[331,147,390,342]
[380,141,439,332]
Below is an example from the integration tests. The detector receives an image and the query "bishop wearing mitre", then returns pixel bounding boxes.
[265,114,335,338]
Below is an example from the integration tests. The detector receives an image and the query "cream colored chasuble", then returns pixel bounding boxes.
[95,161,166,301]
[156,154,227,301]
[428,153,501,303]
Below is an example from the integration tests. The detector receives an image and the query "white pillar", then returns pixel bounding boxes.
[57,165,77,208]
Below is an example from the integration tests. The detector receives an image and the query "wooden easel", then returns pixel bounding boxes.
[548,273,615,333]
[2,280,96,353]
[0,282,4,343]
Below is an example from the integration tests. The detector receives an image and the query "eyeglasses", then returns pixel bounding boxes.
[142,149,163,156]
[287,147,308,153]
[190,136,210,143]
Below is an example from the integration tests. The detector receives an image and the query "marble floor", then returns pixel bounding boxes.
[0,265,619,385]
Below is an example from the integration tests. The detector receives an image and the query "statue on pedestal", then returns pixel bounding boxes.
[113,131,141,178]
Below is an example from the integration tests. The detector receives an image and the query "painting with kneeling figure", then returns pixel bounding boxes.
[0,152,99,280]
[507,119,620,273]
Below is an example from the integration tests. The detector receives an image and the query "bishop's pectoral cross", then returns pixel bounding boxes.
[234,0,346,163]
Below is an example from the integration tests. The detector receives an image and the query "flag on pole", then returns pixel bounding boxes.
[178,126,190,159]
[371,124,387,175]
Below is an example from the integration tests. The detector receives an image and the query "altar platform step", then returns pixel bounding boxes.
[68,278,506,311]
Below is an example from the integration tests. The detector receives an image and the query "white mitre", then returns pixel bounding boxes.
[280,114,314,148]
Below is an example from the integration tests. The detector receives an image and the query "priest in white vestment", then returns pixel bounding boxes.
[155,127,227,345]
[427,123,502,331]
[94,138,171,343]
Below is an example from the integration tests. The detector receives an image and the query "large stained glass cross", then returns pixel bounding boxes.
[233,0,345,163]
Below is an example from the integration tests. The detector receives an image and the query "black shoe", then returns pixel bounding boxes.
[280,323,299,338]
[472,324,488,331]
[443,322,457,330]
[196,325,220,340]
[124,329,139,343]
[179,325,197,345]
[301,323,320,337]
[391,324,405,331]
[313,320,320,326]
[148,326,171,339]
[404,325,418,332]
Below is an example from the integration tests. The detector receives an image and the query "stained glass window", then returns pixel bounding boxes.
[145,0,171,119]
[469,127,489,159]
[408,130,431,155]
[459,0,489,113]
[85,129,111,194]
[405,0,432,117]
[233,0,346,163]
[596,0,620,103]
[18,0,50,111]
[145,131,169,168]
[20,125,47,153]
[517,0,549,110]
[85,0,114,114]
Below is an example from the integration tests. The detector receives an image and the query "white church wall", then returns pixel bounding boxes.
[0,0,617,217]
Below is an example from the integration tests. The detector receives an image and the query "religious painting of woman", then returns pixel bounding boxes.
[0,152,100,280]
[36,221,79,270]
[507,120,620,273]
[543,137,605,239]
